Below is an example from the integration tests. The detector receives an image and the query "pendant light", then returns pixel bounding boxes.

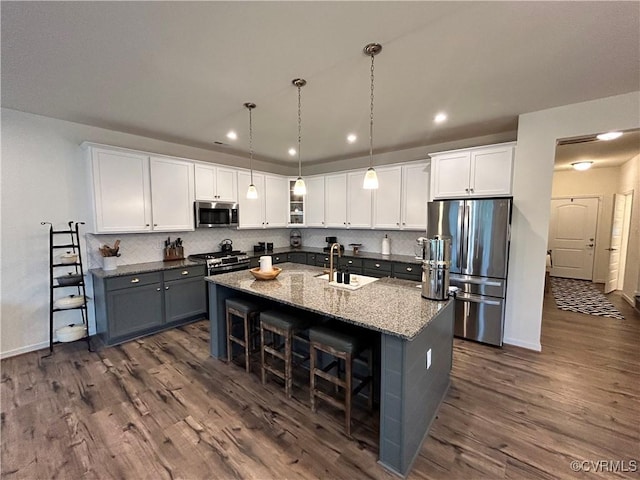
[244,102,258,199]
[292,78,307,196]
[363,43,382,189]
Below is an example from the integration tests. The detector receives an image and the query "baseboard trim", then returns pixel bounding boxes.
[621,293,635,307]
[503,337,542,352]
[0,340,49,359]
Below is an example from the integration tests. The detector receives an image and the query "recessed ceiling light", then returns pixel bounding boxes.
[596,131,623,141]
[434,112,447,124]
[347,134,357,143]
[226,131,237,140]
[572,161,593,171]
[288,148,297,156]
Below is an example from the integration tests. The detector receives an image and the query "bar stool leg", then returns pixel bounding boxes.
[367,348,374,411]
[310,343,317,413]
[345,352,353,437]
[285,330,292,398]
[243,313,251,373]
[260,320,266,385]
[226,308,233,364]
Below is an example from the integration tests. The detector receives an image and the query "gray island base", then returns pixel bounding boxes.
[206,263,454,477]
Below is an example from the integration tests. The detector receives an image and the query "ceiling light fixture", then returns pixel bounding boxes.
[288,147,297,156]
[292,78,307,196]
[571,161,593,171]
[363,42,382,190]
[596,131,623,141]
[244,102,258,199]
[434,112,447,124]
[226,130,237,140]
[347,133,357,143]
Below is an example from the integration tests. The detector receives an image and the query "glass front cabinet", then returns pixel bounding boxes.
[288,179,305,226]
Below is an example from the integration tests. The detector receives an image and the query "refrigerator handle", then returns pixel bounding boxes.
[460,202,470,272]
[456,202,464,272]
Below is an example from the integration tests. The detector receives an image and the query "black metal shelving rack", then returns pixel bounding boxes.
[41,220,92,357]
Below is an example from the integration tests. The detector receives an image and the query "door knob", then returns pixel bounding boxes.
[605,247,618,251]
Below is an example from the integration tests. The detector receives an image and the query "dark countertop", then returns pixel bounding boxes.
[206,263,448,340]
[89,259,203,278]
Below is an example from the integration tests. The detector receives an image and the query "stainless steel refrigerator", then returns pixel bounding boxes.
[427,198,512,346]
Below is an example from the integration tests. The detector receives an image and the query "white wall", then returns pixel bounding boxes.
[551,167,620,282]
[504,92,640,351]
[618,154,640,304]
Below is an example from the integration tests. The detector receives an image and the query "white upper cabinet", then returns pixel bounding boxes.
[373,166,402,229]
[264,175,288,228]
[401,162,430,230]
[237,171,287,228]
[305,175,326,227]
[430,142,515,199]
[346,172,372,228]
[194,164,237,202]
[324,173,348,227]
[91,148,152,233]
[149,157,195,232]
[90,147,194,233]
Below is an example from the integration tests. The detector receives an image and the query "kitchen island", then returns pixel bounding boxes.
[205,263,454,476]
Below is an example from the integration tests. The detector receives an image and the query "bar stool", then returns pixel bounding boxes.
[226,298,261,372]
[260,310,310,398]
[308,323,374,436]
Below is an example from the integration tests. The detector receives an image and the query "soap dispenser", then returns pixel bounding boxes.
[381,234,390,255]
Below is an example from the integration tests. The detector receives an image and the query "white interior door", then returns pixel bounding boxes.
[604,194,626,293]
[548,197,599,280]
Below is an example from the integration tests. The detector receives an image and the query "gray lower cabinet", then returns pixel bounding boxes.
[392,262,422,281]
[287,251,306,264]
[363,259,392,278]
[339,257,364,274]
[272,254,287,264]
[93,265,206,346]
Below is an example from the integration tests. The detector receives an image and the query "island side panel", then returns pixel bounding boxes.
[379,300,454,476]
[208,282,234,359]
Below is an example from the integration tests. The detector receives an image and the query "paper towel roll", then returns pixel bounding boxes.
[259,256,272,272]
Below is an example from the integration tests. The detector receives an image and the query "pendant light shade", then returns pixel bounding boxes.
[244,102,258,199]
[292,78,307,196]
[363,43,382,190]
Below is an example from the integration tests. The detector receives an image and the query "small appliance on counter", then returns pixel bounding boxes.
[290,229,302,248]
[421,235,451,301]
[253,242,266,253]
[381,234,391,255]
[267,242,274,251]
[349,243,362,255]
[323,236,344,253]
[415,237,428,259]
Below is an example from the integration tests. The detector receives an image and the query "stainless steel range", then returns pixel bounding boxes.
[189,250,250,275]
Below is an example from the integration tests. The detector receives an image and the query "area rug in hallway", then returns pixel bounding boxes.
[550,277,625,320]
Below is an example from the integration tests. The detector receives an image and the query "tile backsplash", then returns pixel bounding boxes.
[86,227,425,268]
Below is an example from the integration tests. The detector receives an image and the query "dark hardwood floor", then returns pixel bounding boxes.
[2,289,638,479]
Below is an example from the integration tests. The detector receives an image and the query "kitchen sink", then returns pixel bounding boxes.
[314,272,379,290]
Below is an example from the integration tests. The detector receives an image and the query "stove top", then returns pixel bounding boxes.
[190,250,246,260]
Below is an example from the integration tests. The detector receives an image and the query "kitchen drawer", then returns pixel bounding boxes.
[363,259,392,274]
[392,262,422,281]
[339,257,363,268]
[163,265,206,282]
[315,254,331,267]
[106,271,162,291]
[272,254,286,264]
[249,257,260,269]
[287,251,307,264]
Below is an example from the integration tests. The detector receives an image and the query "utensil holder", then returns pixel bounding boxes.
[103,256,118,271]
[163,246,184,261]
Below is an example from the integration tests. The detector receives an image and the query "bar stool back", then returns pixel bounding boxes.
[308,323,373,436]
[260,310,309,398]
[226,298,261,372]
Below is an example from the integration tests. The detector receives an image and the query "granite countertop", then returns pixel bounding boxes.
[248,246,422,264]
[89,259,203,278]
[206,262,448,340]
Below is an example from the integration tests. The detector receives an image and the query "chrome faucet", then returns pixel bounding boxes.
[329,242,342,282]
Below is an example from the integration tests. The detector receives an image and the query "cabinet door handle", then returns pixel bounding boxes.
[131,278,140,283]
[403,222,406,225]
[343,222,346,225]
[470,188,474,193]
[165,286,169,290]
[465,188,469,193]
[396,222,400,226]
[153,224,158,227]
[156,287,161,291]
[181,270,189,275]
[145,224,150,227]
[375,263,380,268]
[348,260,353,264]
[406,267,413,272]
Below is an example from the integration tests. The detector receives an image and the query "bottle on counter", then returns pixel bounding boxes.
[336,269,343,283]
[382,234,390,255]
[344,268,350,285]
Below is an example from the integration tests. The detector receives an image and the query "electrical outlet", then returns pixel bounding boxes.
[426,348,432,369]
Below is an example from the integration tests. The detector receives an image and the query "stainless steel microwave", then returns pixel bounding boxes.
[195,201,238,228]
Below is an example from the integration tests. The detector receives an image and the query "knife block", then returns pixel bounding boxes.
[163,246,184,261]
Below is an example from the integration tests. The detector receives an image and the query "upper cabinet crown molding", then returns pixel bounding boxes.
[429,142,515,199]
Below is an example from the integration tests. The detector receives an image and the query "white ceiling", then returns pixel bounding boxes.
[2,1,639,167]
